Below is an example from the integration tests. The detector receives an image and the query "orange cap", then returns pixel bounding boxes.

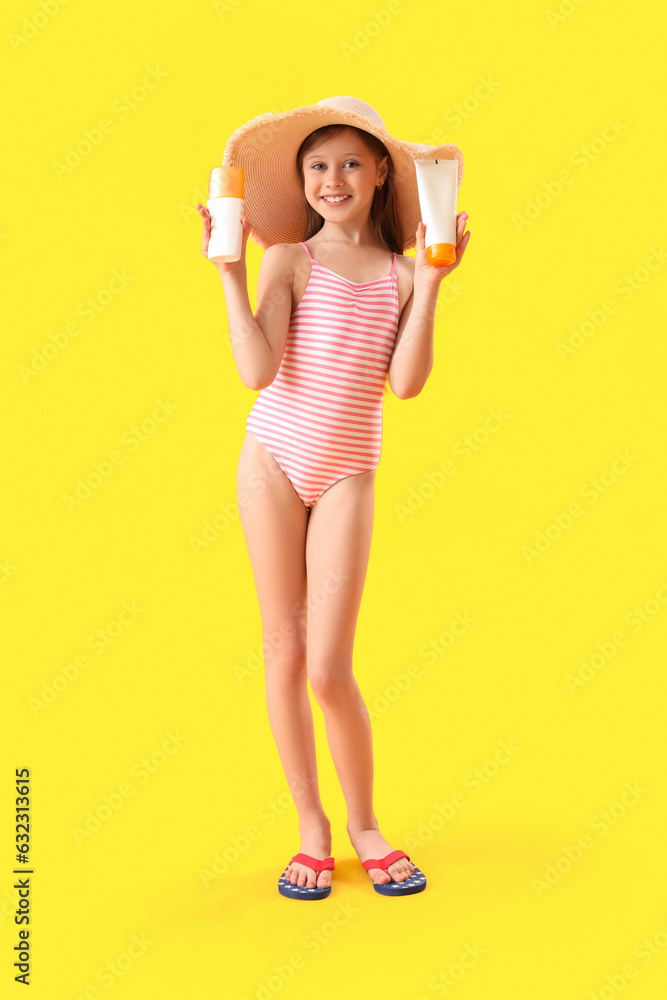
[208,165,244,199]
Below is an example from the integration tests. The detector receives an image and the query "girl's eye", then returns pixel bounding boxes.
[312,161,358,170]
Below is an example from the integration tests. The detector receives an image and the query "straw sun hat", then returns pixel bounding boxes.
[221,96,464,253]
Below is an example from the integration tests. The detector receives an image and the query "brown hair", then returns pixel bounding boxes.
[295,124,401,397]
[295,124,404,255]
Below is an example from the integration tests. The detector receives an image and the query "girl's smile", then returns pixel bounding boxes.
[321,194,352,205]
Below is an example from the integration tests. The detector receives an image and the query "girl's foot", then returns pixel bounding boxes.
[347,824,415,884]
[284,817,333,890]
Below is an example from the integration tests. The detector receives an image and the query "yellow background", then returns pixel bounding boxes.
[3,0,666,996]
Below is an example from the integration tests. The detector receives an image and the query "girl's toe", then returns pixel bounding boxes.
[370,869,390,884]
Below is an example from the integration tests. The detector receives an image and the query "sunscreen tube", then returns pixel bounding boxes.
[414,158,459,266]
[207,166,244,264]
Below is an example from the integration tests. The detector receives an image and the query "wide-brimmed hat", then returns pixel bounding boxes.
[221,96,464,252]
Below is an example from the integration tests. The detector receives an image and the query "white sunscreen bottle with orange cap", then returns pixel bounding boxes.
[207,166,244,264]
[414,158,459,267]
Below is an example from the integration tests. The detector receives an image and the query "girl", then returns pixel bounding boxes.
[197,96,470,899]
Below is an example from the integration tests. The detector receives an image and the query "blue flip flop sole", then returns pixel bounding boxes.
[278,866,332,900]
[372,865,427,895]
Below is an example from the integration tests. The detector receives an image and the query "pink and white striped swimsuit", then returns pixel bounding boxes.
[245,240,400,509]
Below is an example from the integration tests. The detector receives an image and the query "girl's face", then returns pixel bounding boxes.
[301,129,388,224]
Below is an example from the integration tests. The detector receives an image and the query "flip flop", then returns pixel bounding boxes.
[278,852,335,900]
[362,849,427,895]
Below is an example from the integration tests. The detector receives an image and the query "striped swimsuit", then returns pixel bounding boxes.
[245,240,400,509]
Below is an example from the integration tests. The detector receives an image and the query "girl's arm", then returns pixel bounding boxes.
[388,215,470,399]
[197,206,293,391]
[218,244,294,390]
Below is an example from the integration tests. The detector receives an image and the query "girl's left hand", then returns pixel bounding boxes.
[414,212,471,287]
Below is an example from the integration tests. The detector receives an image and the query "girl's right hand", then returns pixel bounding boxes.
[196,203,252,274]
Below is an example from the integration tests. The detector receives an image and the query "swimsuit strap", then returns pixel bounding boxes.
[390,252,397,277]
[299,241,314,261]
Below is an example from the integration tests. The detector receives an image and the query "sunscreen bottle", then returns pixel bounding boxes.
[414,158,459,266]
[207,166,244,264]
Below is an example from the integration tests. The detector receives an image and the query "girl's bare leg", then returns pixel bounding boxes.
[304,470,415,886]
[236,431,332,891]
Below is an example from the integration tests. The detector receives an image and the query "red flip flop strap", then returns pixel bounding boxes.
[291,853,335,873]
[362,849,410,872]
